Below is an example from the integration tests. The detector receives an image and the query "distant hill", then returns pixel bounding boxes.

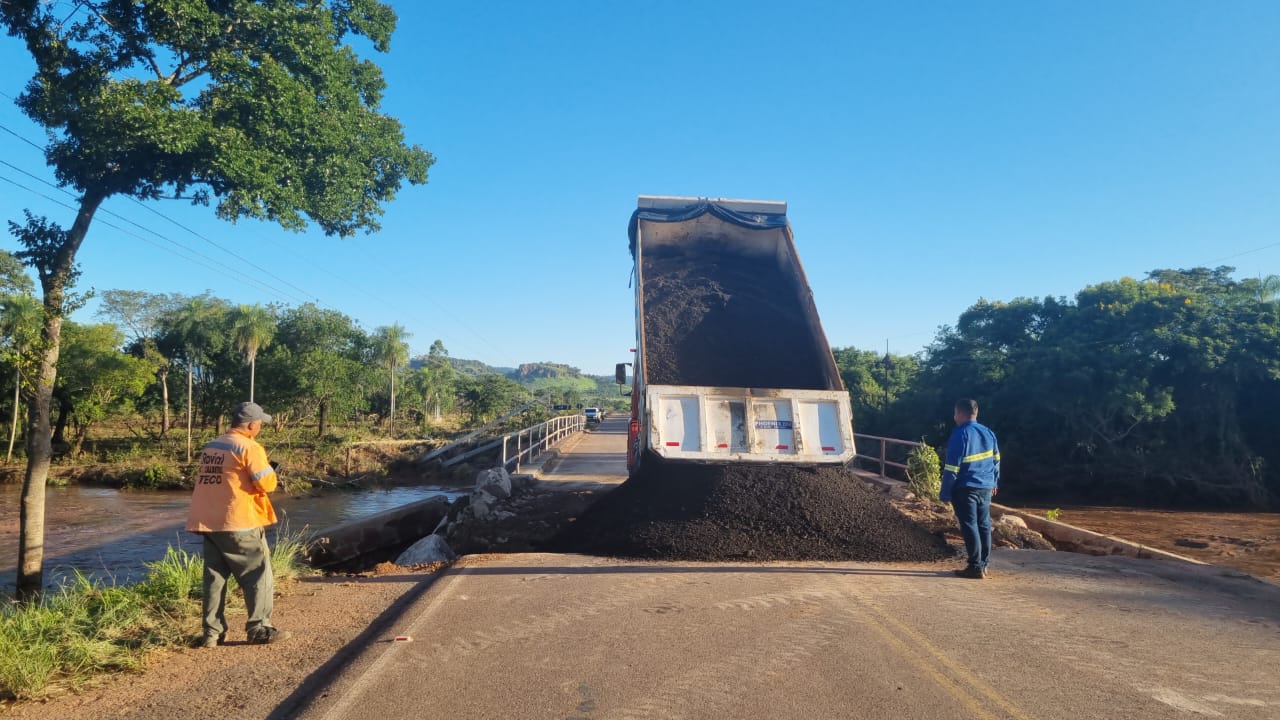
[510,362,582,381]
[423,357,624,408]
[444,357,514,377]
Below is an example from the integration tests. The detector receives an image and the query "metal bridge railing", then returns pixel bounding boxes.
[853,433,926,478]
[500,414,586,472]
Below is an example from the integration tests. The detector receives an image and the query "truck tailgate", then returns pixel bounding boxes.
[645,385,855,464]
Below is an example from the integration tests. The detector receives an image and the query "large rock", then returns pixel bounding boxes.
[992,516,1055,550]
[395,534,456,565]
[996,514,1028,529]
[470,488,500,521]
[475,467,512,500]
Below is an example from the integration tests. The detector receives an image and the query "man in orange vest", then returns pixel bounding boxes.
[187,402,288,647]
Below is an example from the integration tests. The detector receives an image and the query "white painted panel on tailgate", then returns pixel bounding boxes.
[752,400,795,454]
[798,401,843,456]
[659,396,702,452]
[707,399,748,453]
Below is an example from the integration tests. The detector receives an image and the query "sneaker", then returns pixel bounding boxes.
[953,566,985,580]
[248,627,291,645]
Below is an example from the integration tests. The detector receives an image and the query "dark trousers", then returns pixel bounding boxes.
[201,527,274,638]
[951,486,993,570]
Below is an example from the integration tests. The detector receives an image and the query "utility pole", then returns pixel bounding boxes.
[883,338,890,416]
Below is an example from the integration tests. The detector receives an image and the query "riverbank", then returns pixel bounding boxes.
[0,482,466,595]
[0,562,447,717]
[0,531,307,703]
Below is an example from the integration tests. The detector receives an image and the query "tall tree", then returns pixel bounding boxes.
[97,290,178,434]
[262,303,370,436]
[1,0,432,601]
[418,339,455,421]
[230,304,276,402]
[159,296,222,463]
[0,249,34,295]
[372,324,411,437]
[0,293,42,463]
[55,322,159,457]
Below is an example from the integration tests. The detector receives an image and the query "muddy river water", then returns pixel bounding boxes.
[0,483,464,594]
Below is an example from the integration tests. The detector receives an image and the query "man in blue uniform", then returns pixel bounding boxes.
[940,398,1000,579]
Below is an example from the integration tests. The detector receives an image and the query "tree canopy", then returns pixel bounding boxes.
[2,0,432,237]
[838,267,1280,509]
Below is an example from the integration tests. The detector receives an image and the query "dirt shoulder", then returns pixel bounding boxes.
[1015,506,1280,584]
[1,566,445,719]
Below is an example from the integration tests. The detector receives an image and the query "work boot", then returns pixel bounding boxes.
[248,626,291,645]
[194,632,226,649]
[953,566,985,580]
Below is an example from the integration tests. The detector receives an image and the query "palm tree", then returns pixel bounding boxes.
[372,324,411,437]
[1257,274,1280,304]
[165,297,218,462]
[230,304,276,402]
[0,294,43,463]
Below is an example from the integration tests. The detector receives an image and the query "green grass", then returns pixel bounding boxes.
[0,526,310,701]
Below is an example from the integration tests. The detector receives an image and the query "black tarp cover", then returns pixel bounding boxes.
[628,199,788,257]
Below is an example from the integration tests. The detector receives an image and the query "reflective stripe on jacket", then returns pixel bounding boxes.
[187,427,278,532]
[940,420,1000,502]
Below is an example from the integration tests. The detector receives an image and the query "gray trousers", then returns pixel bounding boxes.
[201,527,274,638]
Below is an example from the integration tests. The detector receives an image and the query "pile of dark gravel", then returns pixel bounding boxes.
[552,460,951,562]
[641,250,830,389]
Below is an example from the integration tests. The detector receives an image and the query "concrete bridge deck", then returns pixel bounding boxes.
[289,418,1280,720]
[527,416,630,490]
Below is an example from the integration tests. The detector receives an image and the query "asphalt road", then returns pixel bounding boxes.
[294,551,1280,720]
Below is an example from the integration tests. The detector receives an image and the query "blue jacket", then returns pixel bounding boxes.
[940,420,1000,502]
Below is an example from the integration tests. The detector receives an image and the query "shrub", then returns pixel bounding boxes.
[121,462,186,490]
[905,441,942,501]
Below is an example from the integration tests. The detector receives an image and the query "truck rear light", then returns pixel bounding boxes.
[665,441,680,447]
[775,445,789,450]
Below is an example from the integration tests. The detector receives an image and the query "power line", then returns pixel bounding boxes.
[0,158,311,304]
[1203,241,1280,265]
[0,117,521,363]
[124,196,325,306]
[0,122,46,154]
[0,172,300,303]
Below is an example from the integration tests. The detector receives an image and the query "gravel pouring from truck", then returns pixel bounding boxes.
[620,196,855,470]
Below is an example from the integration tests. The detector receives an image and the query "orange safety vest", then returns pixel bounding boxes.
[186,427,278,532]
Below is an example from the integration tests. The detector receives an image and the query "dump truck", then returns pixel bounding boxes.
[617,195,856,472]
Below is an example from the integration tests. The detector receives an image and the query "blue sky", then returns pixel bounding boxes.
[1,1,1277,374]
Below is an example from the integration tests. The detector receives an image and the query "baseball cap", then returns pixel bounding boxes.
[232,401,273,426]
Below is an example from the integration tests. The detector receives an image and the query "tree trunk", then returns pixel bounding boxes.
[317,398,328,438]
[249,355,255,403]
[186,365,193,463]
[388,364,396,438]
[159,365,170,436]
[7,366,19,463]
[69,422,86,459]
[52,397,70,445]
[17,191,104,602]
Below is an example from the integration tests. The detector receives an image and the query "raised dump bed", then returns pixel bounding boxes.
[623,196,855,468]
